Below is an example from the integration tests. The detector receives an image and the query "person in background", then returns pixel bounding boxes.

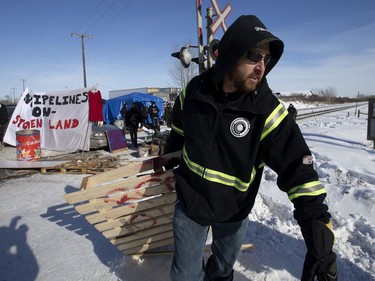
[288,103,298,121]
[164,102,173,127]
[120,103,128,133]
[141,104,148,128]
[164,15,337,281]
[0,103,9,146]
[148,101,160,131]
[125,102,142,148]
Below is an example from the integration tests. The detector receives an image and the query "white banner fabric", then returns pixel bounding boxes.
[4,86,95,152]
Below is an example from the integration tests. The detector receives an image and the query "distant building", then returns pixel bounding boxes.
[108,87,180,101]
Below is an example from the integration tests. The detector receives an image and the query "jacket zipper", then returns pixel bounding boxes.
[197,94,227,216]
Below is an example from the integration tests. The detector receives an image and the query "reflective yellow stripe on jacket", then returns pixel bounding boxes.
[287,181,326,200]
[171,123,184,136]
[179,87,187,110]
[182,147,258,192]
[261,102,288,141]
[180,102,289,192]
[171,88,187,136]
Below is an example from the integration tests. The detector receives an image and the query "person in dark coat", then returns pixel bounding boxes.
[125,102,142,148]
[164,103,173,127]
[120,103,128,133]
[164,15,337,281]
[288,103,298,121]
[148,101,160,131]
[141,104,148,128]
[0,103,9,144]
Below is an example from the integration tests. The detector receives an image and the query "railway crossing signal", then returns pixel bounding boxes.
[171,0,231,72]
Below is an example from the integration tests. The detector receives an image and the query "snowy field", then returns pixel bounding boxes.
[0,102,374,281]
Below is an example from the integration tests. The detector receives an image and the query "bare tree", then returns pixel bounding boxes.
[169,60,198,90]
[323,86,337,103]
[324,86,337,97]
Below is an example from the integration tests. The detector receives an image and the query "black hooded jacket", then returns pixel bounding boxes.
[165,15,330,226]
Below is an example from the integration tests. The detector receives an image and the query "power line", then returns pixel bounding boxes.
[83,0,120,35]
[26,1,106,82]
[20,1,135,91]
[92,0,135,36]
[75,0,105,33]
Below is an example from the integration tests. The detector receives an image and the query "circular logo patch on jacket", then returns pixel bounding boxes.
[230,117,250,137]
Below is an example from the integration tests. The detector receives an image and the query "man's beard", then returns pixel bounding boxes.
[228,69,261,93]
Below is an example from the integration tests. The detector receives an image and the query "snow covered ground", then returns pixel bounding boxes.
[0,102,374,281]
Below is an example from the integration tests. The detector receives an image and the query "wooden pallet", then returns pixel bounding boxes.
[64,150,253,256]
[40,166,112,174]
[64,151,181,256]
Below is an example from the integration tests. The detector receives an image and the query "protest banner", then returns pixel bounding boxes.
[4,86,96,152]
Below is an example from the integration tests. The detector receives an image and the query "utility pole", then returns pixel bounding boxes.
[20,79,27,93]
[10,87,17,103]
[71,33,94,88]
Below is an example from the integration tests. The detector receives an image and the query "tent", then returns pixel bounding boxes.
[102,92,164,125]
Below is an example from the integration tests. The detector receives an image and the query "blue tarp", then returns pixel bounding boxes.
[102,92,164,125]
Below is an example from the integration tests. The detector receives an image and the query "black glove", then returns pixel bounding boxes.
[164,157,180,170]
[301,220,338,281]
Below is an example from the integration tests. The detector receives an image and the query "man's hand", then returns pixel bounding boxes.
[164,157,180,170]
[152,150,182,172]
[301,220,338,281]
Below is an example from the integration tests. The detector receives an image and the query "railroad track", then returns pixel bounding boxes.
[296,102,367,121]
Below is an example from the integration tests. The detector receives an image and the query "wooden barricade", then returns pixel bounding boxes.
[64,151,181,256]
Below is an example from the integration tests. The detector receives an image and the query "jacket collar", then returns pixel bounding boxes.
[191,68,273,114]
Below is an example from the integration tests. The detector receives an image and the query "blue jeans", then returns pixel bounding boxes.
[170,201,248,281]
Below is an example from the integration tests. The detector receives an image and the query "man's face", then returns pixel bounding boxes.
[226,43,271,93]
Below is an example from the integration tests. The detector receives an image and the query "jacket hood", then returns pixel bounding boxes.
[212,15,284,87]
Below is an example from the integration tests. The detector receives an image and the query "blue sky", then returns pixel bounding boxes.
[1,0,374,100]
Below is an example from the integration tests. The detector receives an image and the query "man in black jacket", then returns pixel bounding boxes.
[288,103,298,121]
[165,15,337,281]
[148,101,160,131]
[125,102,142,148]
[0,103,9,145]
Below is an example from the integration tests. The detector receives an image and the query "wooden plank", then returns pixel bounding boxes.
[102,212,173,239]
[95,202,175,232]
[80,160,154,189]
[75,182,175,215]
[117,230,173,251]
[111,148,128,153]
[40,166,97,174]
[86,191,176,224]
[110,222,174,245]
[80,150,181,189]
[64,170,174,204]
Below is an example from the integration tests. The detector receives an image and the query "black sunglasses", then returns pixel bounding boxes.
[246,51,272,66]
